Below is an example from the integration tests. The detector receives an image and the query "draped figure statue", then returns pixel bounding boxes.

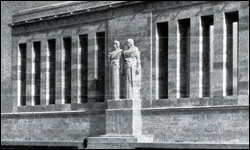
[123,39,141,100]
[109,41,122,100]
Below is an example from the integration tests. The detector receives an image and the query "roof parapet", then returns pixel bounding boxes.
[9,1,145,27]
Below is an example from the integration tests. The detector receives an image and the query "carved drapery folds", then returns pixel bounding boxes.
[109,41,122,100]
[109,39,141,100]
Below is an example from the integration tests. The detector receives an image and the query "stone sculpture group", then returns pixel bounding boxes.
[109,39,141,100]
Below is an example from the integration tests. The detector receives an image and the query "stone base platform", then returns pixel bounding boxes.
[87,135,137,149]
[2,140,248,149]
[87,99,144,149]
[87,137,249,149]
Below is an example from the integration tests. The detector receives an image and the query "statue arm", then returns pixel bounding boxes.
[120,51,124,76]
[108,53,111,62]
[136,50,141,74]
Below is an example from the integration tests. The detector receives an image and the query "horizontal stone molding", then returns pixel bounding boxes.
[105,104,249,113]
[2,140,248,149]
[141,105,249,114]
[1,141,82,148]
[1,109,105,118]
[134,142,249,149]
[12,102,106,113]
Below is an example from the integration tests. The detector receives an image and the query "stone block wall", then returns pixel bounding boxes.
[1,111,105,143]
[141,105,249,144]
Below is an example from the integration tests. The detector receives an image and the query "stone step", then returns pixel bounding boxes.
[87,143,135,149]
[88,136,137,143]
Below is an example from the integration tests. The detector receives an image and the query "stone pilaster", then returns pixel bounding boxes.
[190,17,200,98]
[87,32,97,102]
[12,37,19,112]
[25,41,32,106]
[55,38,63,104]
[212,13,224,97]
[238,7,249,96]
[40,40,47,105]
[71,35,79,104]
[168,20,178,99]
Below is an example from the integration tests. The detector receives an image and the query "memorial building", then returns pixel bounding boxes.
[1,1,249,149]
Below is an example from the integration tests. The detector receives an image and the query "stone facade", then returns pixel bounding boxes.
[1,1,249,149]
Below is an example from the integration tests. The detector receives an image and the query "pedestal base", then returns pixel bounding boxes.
[87,99,143,149]
[106,99,142,135]
[87,136,137,149]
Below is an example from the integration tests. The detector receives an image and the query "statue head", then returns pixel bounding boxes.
[127,39,134,48]
[113,40,120,50]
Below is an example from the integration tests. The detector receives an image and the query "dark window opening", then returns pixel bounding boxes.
[201,15,214,97]
[79,34,88,103]
[96,32,105,102]
[63,37,72,103]
[19,43,27,106]
[225,11,238,96]
[33,41,41,105]
[157,22,168,99]
[178,19,190,98]
[48,39,56,104]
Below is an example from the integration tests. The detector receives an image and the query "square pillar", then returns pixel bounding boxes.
[87,32,97,102]
[212,13,224,97]
[40,40,47,105]
[55,38,63,104]
[25,41,32,106]
[168,20,178,99]
[190,17,200,98]
[71,35,79,104]
[238,7,249,96]
[12,37,19,112]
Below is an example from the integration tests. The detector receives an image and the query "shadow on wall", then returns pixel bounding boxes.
[89,113,106,136]
[1,77,12,112]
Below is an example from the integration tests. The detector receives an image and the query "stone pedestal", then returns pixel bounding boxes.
[87,136,137,149]
[106,99,142,135]
[87,99,146,149]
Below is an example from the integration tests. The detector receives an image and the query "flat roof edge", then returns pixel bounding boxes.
[14,1,86,16]
[9,1,144,27]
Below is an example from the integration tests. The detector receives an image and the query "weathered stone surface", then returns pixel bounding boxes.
[141,105,249,144]
[108,99,132,109]
[106,109,133,135]
[1,111,105,142]
[212,13,224,97]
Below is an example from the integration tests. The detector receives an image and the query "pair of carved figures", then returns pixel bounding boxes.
[109,39,141,100]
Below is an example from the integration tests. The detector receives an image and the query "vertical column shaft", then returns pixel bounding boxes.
[40,40,47,105]
[71,36,79,104]
[168,20,178,99]
[190,17,200,98]
[238,8,249,96]
[213,13,224,96]
[55,38,63,104]
[25,42,32,105]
